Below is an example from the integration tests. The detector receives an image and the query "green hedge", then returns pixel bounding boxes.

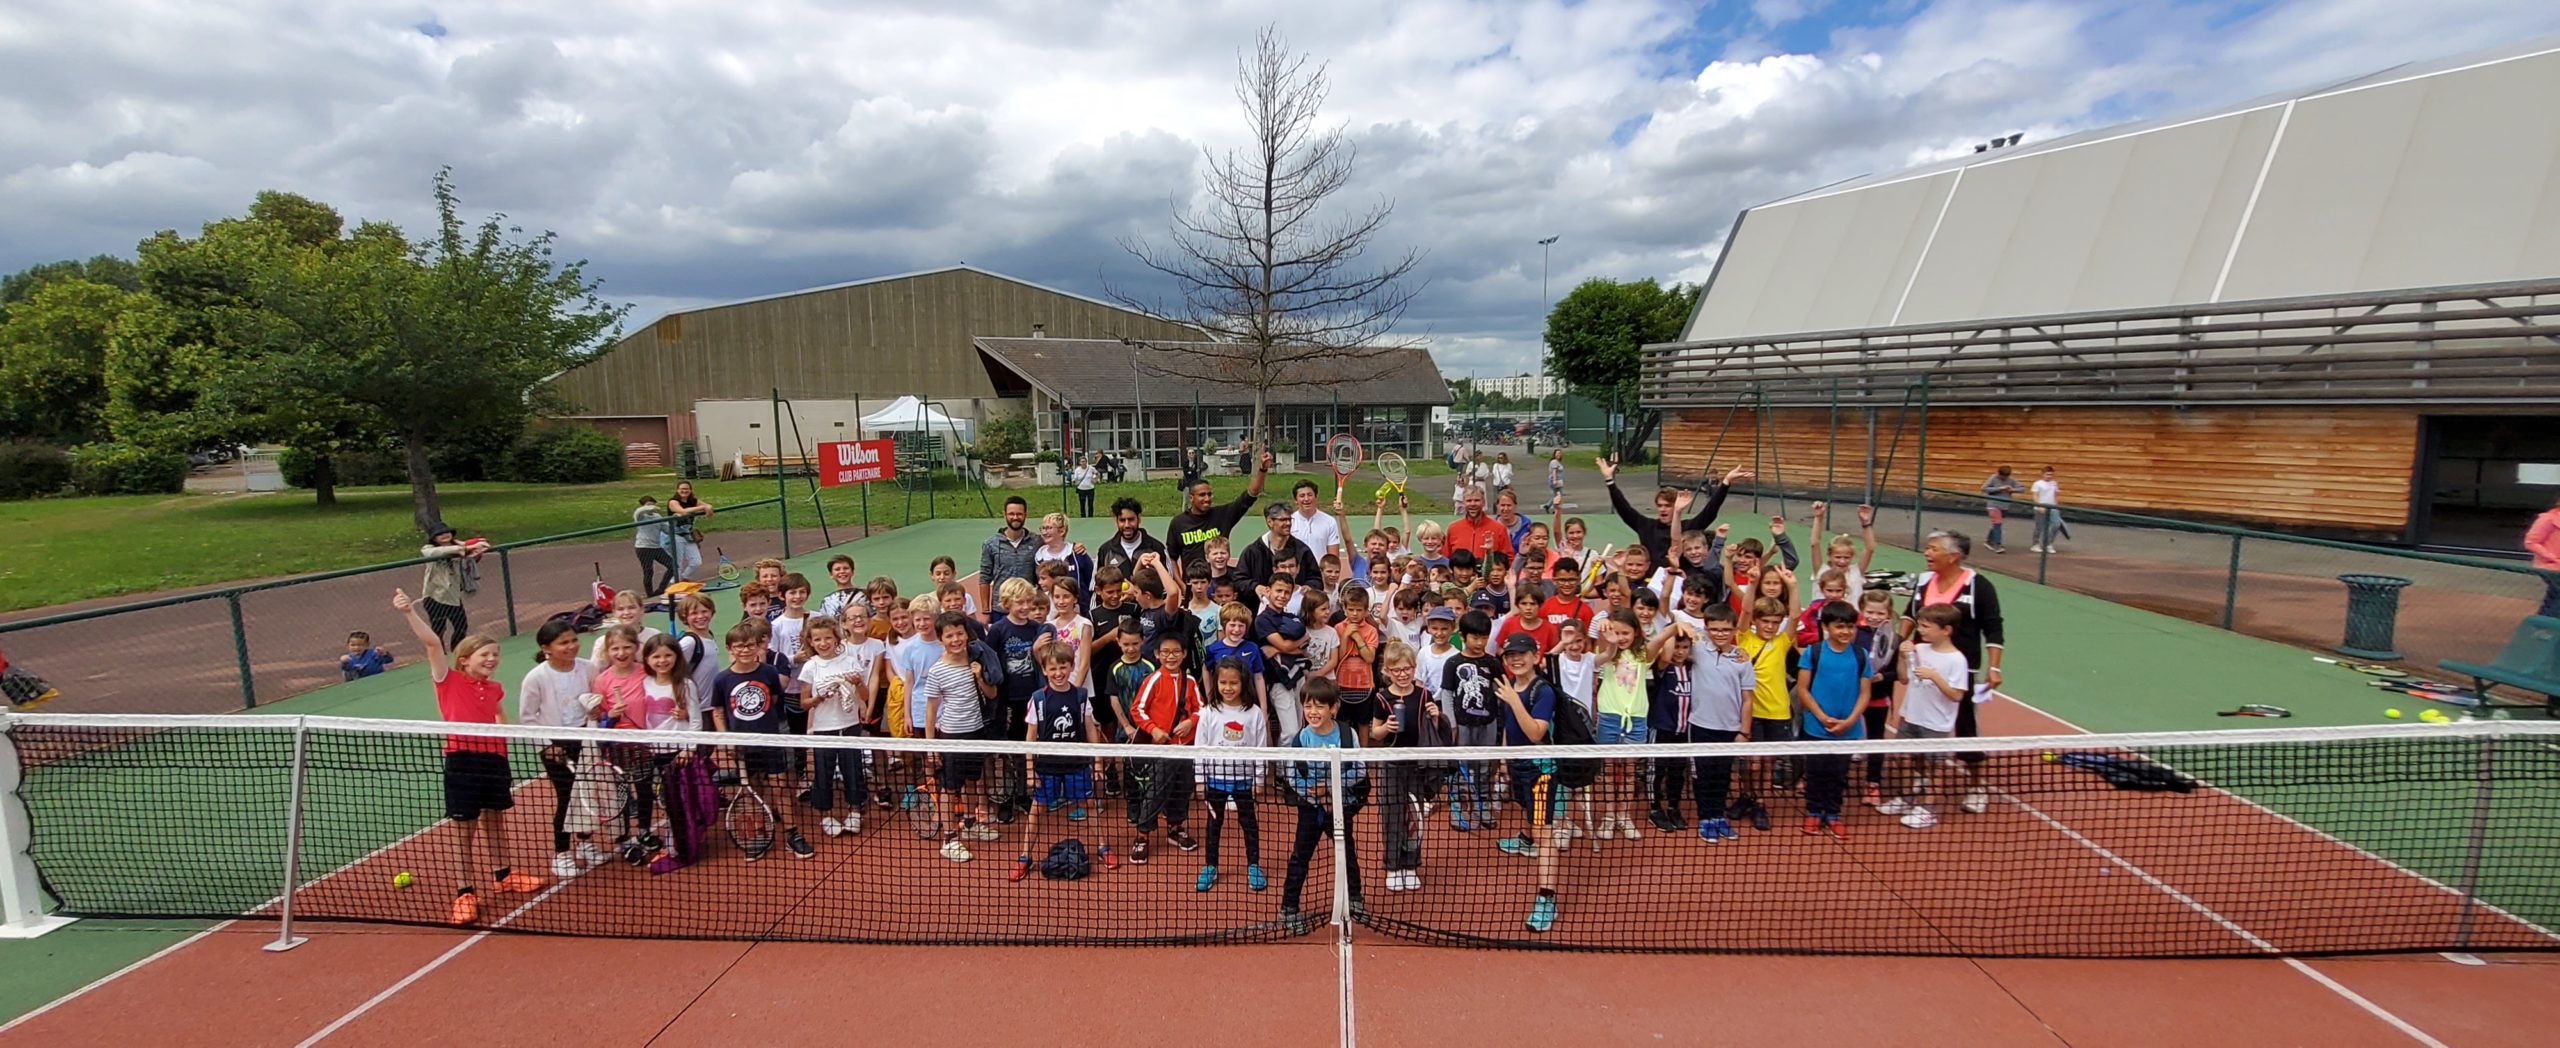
[0,442,73,500]
[277,446,408,488]
[278,424,625,490]
[69,442,187,495]
[503,425,625,484]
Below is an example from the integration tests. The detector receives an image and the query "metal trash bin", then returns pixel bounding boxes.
[2336,574,2415,661]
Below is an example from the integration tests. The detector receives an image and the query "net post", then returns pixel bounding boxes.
[499,547,520,638]
[2037,530,2050,585]
[2221,535,2243,630]
[227,591,257,710]
[1327,751,1350,935]
[0,715,74,938]
[264,717,312,953]
[2453,734,2496,949]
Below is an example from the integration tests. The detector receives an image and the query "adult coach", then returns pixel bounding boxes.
[1904,530,2005,815]
[1169,443,1272,571]
[1096,496,1168,580]
[1287,478,1345,565]
[667,480,712,579]
[1597,455,1751,568]
[2529,494,2560,618]
[976,496,1039,616]
[1240,502,1321,594]
[1444,484,1515,562]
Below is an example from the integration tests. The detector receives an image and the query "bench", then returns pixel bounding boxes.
[2439,615,2560,718]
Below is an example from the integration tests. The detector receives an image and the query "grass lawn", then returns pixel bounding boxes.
[3,470,1445,614]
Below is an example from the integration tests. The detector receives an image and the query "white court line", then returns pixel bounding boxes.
[294,878,571,1048]
[2008,794,2450,1048]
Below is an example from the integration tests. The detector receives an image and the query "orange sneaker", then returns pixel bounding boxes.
[1826,818,1849,841]
[1800,817,1821,836]
[492,871,545,894]
[449,891,480,926]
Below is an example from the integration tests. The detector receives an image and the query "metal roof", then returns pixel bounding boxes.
[974,337,1453,410]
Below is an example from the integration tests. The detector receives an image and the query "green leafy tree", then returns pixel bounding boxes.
[232,171,626,530]
[0,278,139,442]
[1543,277,1699,460]
[0,255,140,323]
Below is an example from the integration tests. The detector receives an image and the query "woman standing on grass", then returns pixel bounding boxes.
[667,480,712,579]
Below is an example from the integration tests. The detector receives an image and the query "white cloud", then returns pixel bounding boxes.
[3,0,2558,382]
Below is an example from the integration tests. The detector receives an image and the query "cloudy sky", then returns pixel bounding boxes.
[5,0,2556,378]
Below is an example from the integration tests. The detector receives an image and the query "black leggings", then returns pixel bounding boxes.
[1651,727,1689,811]
[1281,800,1363,912]
[1078,488,1095,516]
[424,599,469,651]
[635,547,675,596]
[1864,704,1891,784]
[542,741,584,852]
[1202,783,1260,867]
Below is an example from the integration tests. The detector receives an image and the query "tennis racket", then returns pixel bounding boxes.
[2313,656,2407,678]
[1327,433,1364,501]
[719,766,776,860]
[2371,679,2481,706]
[1376,451,1408,499]
[698,547,743,592]
[2216,704,2292,718]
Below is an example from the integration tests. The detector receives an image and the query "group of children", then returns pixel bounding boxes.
[407,488,1998,935]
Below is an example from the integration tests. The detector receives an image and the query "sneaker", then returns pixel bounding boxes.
[844,812,862,836]
[939,838,973,863]
[1011,855,1033,882]
[1195,866,1219,892]
[1567,820,1587,838]
[1404,871,1421,891]
[1697,820,1720,843]
[1385,870,1409,892]
[1863,783,1883,808]
[1664,809,1691,832]
[576,840,608,867]
[1247,864,1267,891]
[2029,545,2046,553]
[1901,806,1939,829]
[449,890,479,926]
[493,870,544,893]
[1716,819,1740,841]
[965,822,1002,842]
[1750,804,1772,833]
[1596,817,1618,841]
[618,838,649,866]
[1497,834,1538,858]
[1167,827,1200,852]
[1281,907,1312,936]
[1068,806,1088,822]
[1802,816,1822,835]
[1878,796,1911,816]
[821,816,845,838]
[1100,845,1119,871]
[1647,810,1678,833]
[1619,814,1642,841]
[1526,895,1557,933]
[550,853,582,881]
[1826,818,1849,841]
[1962,789,1990,815]
[1451,812,1477,832]
[1130,838,1151,865]
[786,832,815,859]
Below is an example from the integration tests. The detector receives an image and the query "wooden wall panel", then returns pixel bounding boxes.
[1660,404,2419,535]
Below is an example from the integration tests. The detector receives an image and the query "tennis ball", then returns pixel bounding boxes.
[2040,751,2057,763]
[392,871,414,889]
[2384,708,2402,719]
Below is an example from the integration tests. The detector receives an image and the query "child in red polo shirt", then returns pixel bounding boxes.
[396,589,545,926]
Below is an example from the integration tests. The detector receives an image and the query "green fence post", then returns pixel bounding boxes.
[1911,375,1930,549]
[773,388,792,559]
[227,592,256,709]
[859,471,872,538]
[2037,530,2050,585]
[2222,534,2243,630]
[499,547,520,637]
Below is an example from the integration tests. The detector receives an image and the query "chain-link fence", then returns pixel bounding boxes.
[0,494,881,715]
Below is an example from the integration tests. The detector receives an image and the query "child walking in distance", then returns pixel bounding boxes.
[796,615,878,839]
[393,589,542,926]
[517,620,602,879]
[710,620,814,860]
[1127,632,1204,864]
[1371,640,1441,891]
[1685,604,1754,841]
[918,612,999,862]
[341,631,393,680]
[1793,602,1873,837]
[1279,680,1365,934]
[1492,634,1570,932]
[1192,657,1269,892]
[1881,604,1972,829]
[1017,640,1106,881]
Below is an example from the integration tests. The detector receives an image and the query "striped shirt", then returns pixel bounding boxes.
[918,659,985,736]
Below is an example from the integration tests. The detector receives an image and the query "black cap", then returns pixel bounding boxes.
[424,520,457,542]
[1500,633,1542,655]
[1277,618,1306,640]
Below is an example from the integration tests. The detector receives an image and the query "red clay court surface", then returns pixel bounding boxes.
[5,700,2556,1047]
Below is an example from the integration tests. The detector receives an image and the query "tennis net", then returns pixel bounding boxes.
[5,713,2557,957]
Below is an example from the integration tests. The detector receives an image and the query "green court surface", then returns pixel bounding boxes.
[4,510,2552,1024]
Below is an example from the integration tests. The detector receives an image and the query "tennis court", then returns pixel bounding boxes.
[3,519,2557,1046]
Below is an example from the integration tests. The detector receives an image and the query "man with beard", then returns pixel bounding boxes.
[1168,442,1272,573]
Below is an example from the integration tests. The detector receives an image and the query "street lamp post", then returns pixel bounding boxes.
[1536,235,1558,432]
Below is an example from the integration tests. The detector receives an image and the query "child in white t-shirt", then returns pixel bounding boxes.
[1881,603,1971,830]
[796,615,881,839]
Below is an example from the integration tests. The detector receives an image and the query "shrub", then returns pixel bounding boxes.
[69,442,186,495]
[277,445,408,489]
[500,424,625,484]
[0,442,73,500]
[979,412,1032,460]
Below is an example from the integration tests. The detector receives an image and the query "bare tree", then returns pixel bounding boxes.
[1114,26,1425,446]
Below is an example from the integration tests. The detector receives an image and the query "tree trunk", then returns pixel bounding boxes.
[310,453,337,507]
[405,436,444,533]
[1617,409,1661,465]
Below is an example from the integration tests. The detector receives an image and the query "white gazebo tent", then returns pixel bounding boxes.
[858,395,973,438]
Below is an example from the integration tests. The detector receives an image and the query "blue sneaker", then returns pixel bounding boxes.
[1697,820,1719,843]
[1067,806,1088,822]
[1526,894,1557,933]
[1715,818,1740,840]
[1247,864,1268,891]
[1496,834,1537,858]
[1195,866,1218,892]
